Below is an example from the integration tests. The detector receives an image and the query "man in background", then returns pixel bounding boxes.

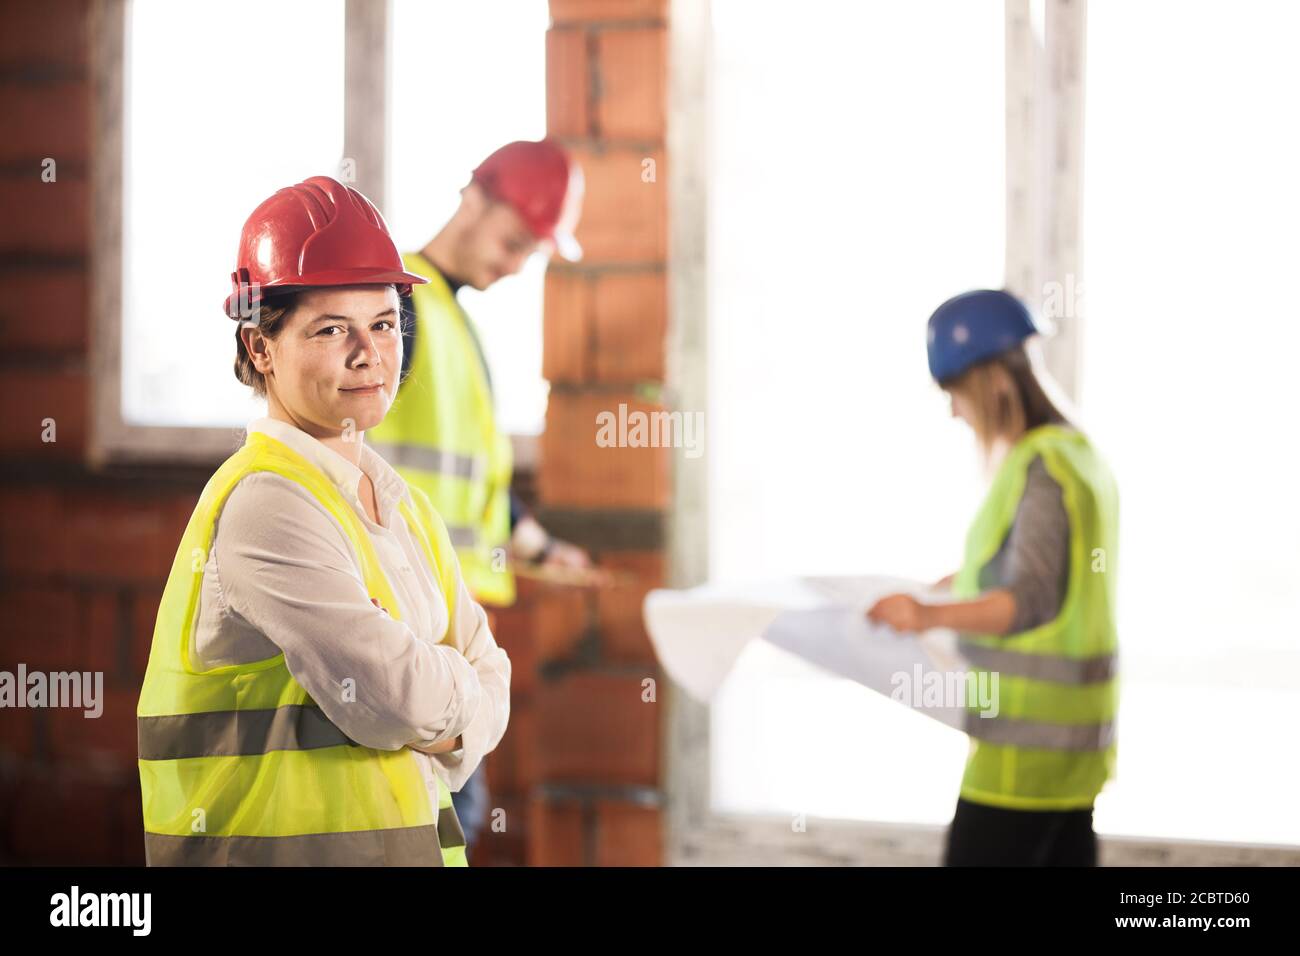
[367,139,594,857]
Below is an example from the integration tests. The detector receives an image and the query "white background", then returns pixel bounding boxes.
[709,0,1300,847]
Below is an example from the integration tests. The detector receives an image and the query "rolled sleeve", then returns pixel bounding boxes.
[212,472,483,752]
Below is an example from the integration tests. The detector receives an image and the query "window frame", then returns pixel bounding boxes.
[664,0,1300,866]
[88,0,537,470]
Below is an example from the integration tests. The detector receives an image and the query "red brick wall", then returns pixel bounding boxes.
[485,0,670,867]
[0,0,197,864]
[0,0,671,867]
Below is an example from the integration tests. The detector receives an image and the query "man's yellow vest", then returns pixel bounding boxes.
[137,430,469,866]
[365,253,515,606]
[953,424,1120,811]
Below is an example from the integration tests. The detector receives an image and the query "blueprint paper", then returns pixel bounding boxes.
[643,576,971,730]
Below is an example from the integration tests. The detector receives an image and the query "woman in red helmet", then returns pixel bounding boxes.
[136,176,510,867]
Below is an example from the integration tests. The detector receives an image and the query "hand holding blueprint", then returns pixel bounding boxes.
[642,575,973,731]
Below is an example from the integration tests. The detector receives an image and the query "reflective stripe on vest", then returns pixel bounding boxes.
[138,703,352,759]
[363,254,515,606]
[446,525,479,549]
[957,641,1118,685]
[437,779,467,868]
[137,431,469,866]
[138,698,468,866]
[952,424,1120,811]
[366,440,487,483]
[144,826,445,867]
[962,711,1116,751]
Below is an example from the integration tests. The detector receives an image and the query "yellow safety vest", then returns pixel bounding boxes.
[953,424,1120,811]
[365,253,515,606]
[137,430,469,866]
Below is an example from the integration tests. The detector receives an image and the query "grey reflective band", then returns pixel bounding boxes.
[138,704,355,761]
[144,825,444,866]
[438,806,466,850]
[958,641,1117,685]
[446,525,479,549]
[367,441,486,482]
[964,711,1115,751]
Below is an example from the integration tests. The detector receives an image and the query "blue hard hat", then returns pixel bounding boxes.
[926,289,1042,383]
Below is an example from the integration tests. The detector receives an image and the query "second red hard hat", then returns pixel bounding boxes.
[471,139,584,261]
[224,176,427,319]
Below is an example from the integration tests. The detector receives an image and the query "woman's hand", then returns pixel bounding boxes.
[866,593,932,634]
[870,589,1019,637]
[542,537,592,570]
[409,735,462,755]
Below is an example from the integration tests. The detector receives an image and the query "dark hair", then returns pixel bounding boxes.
[998,345,1070,431]
[233,292,300,398]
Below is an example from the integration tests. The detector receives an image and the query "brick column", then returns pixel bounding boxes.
[495,0,671,866]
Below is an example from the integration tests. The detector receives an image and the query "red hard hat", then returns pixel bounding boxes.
[471,139,584,261]
[224,175,427,319]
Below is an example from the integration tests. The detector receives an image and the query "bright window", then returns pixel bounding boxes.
[1082,0,1300,846]
[708,0,1004,824]
[122,0,345,428]
[119,0,549,437]
[388,0,550,436]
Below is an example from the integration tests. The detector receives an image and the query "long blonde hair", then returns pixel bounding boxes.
[943,342,1077,471]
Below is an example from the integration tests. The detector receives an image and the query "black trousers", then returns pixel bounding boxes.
[943,796,1098,866]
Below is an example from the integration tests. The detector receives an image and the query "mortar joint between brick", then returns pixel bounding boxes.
[551,19,668,31]
[585,29,601,141]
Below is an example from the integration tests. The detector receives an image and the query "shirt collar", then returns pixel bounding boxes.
[246,416,409,527]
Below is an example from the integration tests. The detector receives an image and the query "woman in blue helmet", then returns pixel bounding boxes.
[868,289,1120,867]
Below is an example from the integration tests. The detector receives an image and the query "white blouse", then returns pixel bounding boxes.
[192,416,511,818]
